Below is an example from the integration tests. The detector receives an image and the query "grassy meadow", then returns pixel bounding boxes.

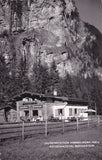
[0,126,102,160]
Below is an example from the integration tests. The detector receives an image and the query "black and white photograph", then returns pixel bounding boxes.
[0,0,102,159]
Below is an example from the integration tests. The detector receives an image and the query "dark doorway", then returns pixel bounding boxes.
[24,110,29,117]
[74,108,77,114]
[33,110,38,116]
[58,109,63,115]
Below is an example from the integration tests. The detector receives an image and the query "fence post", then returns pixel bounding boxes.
[22,121,24,141]
[45,103,48,137]
[88,116,89,128]
[62,119,64,134]
[45,119,47,137]
[76,117,78,131]
[98,115,100,126]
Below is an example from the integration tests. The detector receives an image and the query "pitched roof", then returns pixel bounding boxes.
[10,92,89,105]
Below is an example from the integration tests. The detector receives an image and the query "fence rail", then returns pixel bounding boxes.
[0,116,102,141]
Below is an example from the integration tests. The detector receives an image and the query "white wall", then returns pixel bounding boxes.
[64,105,88,119]
[52,104,88,119]
[52,103,67,118]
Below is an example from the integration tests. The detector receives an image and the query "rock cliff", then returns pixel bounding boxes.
[0,0,102,79]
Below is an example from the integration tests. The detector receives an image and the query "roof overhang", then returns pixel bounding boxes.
[9,92,89,106]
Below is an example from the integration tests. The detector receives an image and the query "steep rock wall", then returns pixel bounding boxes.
[0,0,102,79]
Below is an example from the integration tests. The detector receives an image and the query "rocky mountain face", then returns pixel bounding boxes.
[1,0,102,113]
[0,0,102,79]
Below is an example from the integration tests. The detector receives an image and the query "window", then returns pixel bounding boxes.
[33,110,38,116]
[58,109,63,115]
[74,108,77,115]
[24,110,29,117]
[69,108,72,116]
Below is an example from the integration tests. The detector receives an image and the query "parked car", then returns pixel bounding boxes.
[69,117,77,122]
[48,116,61,122]
[31,116,44,122]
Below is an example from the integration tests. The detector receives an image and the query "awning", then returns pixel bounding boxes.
[84,109,96,113]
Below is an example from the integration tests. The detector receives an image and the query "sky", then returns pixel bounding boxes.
[75,0,102,33]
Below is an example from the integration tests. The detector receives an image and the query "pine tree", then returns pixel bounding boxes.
[16,56,31,93]
[60,73,75,98]
[0,55,10,107]
[31,61,50,94]
[91,74,102,114]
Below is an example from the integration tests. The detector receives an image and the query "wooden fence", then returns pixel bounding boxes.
[0,115,102,141]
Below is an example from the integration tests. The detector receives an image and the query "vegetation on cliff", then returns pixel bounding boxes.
[0,0,102,114]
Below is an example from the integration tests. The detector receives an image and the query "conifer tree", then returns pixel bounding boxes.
[31,61,50,94]
[91,74,102,114]
[60,73,75,98]
[0,55,10,107]
[16,56,31,93]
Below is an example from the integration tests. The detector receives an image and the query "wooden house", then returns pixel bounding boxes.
[6,92,89,122]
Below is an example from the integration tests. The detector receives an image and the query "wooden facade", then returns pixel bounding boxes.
[0,108,5,123]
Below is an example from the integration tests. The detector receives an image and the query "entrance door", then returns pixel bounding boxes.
[58,109,63,116]
[24,110,29,117]
[33,110,38,116]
